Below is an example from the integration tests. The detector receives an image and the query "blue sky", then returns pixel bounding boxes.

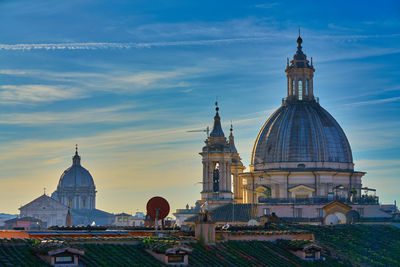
[0,0,399,214]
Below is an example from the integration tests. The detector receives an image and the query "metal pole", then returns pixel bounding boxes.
[155,208,159,234]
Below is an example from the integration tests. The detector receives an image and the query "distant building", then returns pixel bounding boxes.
[0,213,17,229]
[174,202,201,226]
[50,148,114,226]
[113,213,133,226]
[132,212,145,227]
[19,194,68,227]
[3,217,44,230]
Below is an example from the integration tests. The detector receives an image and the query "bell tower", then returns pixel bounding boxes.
[285,33,315,101]
[200,103,243,207]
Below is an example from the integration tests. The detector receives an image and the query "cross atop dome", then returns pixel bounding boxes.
[73,145,81,166]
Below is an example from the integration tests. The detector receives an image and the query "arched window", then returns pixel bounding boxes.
[213,162,220,192]
[298,79,303,100]
[292,78,295,95]
[306,79,309,95]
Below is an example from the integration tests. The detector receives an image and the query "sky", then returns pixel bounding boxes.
[0,0,399,215]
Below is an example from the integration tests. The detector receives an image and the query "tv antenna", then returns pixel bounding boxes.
[187,126,210,137]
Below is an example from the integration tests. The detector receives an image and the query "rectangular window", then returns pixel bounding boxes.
[295,208,302,218]
[357,208,364,217]
[55,256,73,263]
[168,255,184,263]
[317,208,323,218]
[263,208,270,216]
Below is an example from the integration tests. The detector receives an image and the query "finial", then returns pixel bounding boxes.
[43,187,46,195]
[287,57,289,66]
[215,101,219,112]
[230,121,233,133]
[311,57,313,66]
[296,28,303,48]
[75,144,78,155]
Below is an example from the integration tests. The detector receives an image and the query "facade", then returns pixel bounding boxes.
[19,194,68,227]
[52,148,96,210]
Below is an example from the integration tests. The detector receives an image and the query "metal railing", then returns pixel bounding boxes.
[258,196,379,205]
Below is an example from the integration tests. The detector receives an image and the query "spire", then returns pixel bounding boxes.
[229,123,237,153]
[66,206,72,227]
[209,102,225,138]
[72,144,81,166]
[297,27,302,51]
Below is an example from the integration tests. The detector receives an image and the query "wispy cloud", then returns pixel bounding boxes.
[348,96,400,107]
[254,2,279,9]
[0,37,274,51]
[0,84,83,104]
[0,105,139,125]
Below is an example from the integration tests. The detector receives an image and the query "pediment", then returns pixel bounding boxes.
[20,194,68,211]
[288,184,315,193]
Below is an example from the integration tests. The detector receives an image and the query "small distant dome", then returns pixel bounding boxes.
[57,150,95,189]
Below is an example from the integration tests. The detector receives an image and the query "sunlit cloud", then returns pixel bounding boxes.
[0,84,83,104]
[348,96,400,107]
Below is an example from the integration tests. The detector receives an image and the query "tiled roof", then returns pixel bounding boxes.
[186,204,256,223]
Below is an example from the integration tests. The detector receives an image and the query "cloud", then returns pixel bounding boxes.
[0,105,140,125]
[348,96,400,107]
[0,84,83,104]
[254,3,279,9]
[0,37,274,51]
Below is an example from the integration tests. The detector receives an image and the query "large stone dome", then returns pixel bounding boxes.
[58,152,95,188]
[251,100,353,171]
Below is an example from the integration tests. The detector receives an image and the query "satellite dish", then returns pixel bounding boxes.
[247,219,259,226]
[146,196,170,220]
[222,223,230,230]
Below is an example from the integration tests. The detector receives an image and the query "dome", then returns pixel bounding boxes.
[57,151,95,189]
[251,101,353,171]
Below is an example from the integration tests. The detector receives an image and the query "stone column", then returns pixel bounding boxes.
[219,161,226,192]
[226,162,231,193]
[202,162,207,192]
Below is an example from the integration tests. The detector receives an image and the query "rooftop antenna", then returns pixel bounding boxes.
[187,126,210,137]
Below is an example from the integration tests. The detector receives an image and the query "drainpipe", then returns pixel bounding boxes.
[313,171,317,197]
[286,171,291,198]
